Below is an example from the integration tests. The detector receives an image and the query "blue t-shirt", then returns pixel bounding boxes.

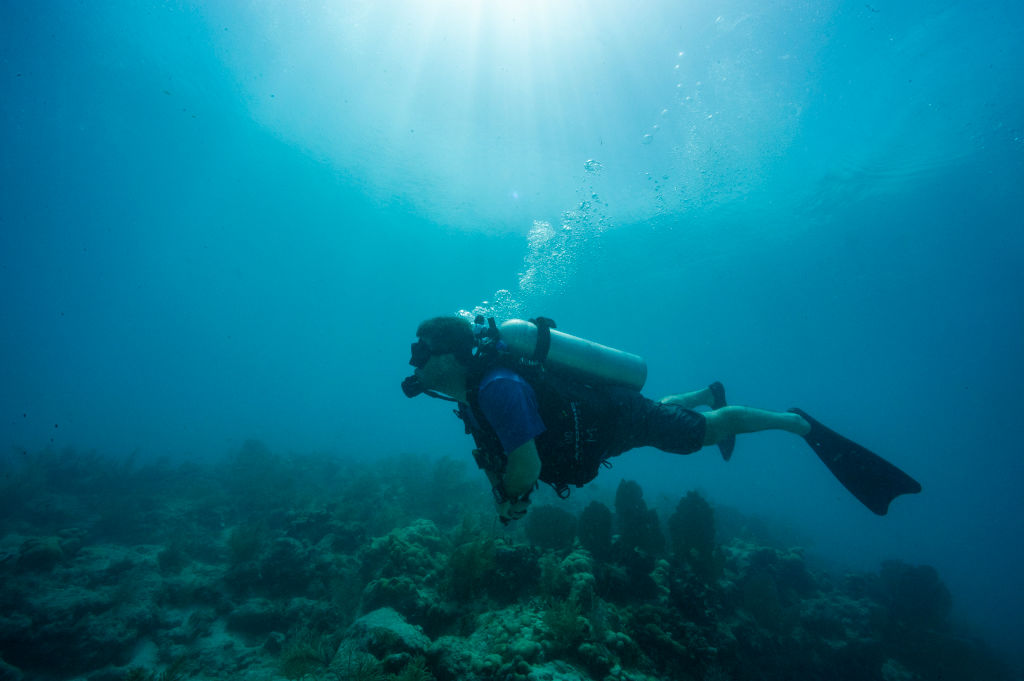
[476,368,547,453]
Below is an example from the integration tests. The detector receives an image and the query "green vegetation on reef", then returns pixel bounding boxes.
[124,657,189,681]
[279,628,339,679]
[444,532,497,603]
[542,598,590,653]
[0,443,1014,681]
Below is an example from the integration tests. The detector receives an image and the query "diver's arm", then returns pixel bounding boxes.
[478,445,538,498]
[492,439,540,523]
[503,439,541,498]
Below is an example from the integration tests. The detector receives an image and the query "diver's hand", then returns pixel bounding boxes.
[496,498,530,523]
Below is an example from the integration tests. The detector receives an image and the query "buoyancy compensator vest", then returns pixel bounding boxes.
[460,316,648,497]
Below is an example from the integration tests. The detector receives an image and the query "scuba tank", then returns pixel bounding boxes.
[496,318,647,391]
[401,315,648,399]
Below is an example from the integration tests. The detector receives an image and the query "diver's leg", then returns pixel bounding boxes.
[659,383,736,459]
[659,386,713,409]
[703,406,810,446]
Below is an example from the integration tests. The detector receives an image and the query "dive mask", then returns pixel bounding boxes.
[409,340,432,369]
[402,339,432,398]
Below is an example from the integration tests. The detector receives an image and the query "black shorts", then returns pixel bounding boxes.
[535,383,707,490]
[605,388,707,457]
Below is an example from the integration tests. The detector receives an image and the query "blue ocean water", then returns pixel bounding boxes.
[2,0,1022,666]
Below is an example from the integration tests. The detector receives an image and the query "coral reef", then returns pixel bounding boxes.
[613,480,664,557]
[0,444,1013,681]
[667,490,722,581]
[525,505,577,551]
[577,501,613,561]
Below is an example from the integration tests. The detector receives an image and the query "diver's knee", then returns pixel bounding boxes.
[702,412,722,446]
[703,407,741,445]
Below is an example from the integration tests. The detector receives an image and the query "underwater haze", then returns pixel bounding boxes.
[2,0,1023,677]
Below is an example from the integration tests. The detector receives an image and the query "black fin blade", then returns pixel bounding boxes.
[791,408,922,515]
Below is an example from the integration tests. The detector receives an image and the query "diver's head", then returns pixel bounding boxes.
[414,316,475,364]
[402,316,474,399]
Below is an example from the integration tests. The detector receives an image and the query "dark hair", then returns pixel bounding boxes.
[416,316,475,364]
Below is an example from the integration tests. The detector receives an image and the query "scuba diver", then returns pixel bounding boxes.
[402,315,921,524]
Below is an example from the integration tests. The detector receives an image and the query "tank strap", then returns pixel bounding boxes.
[530,317,557,362]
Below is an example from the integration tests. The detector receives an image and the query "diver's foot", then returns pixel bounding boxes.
[709,381,727,409]
[709,382,736,461]
[786,408,813,437]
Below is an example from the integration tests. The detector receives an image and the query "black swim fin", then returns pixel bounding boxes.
[709,381,735,461]
[789,408,921,515]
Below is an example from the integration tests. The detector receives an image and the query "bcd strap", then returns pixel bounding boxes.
[530,317,557,363]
